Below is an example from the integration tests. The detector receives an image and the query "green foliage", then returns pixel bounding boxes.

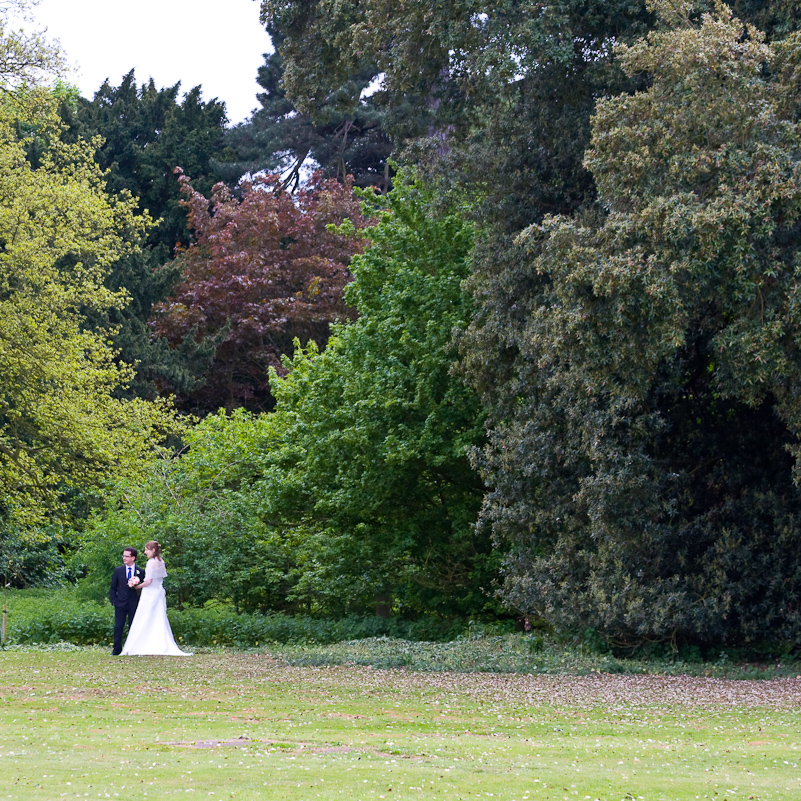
[0,523,73,587]
[262,1,642,131]
[69,69,230,258]
[75,410,283,607]
[4,589,464,647]
[0,91,184,532]
[466,4,801,647]
[0,3,188,587]
[6,591,112,645]
[264,2,801,647]
[9,586,795,678]
[166,609,464,648]
[262,174,494,617]
[727,0,801,35]
[78,173,496,621]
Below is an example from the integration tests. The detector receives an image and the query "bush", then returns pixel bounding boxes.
[2,589,112,645]
[1,588,467,647]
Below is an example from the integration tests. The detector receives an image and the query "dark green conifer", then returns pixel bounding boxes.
[222,29,392,192]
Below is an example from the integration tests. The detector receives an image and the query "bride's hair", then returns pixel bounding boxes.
[145,540,163,560]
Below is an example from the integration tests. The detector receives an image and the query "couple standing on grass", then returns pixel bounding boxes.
[109,540,191,657]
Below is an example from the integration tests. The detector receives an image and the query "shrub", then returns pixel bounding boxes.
[2,588,466,647]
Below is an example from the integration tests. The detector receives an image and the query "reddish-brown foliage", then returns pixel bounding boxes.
[151,170,369,413]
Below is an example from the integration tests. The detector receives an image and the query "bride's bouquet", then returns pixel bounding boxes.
[127,575,141,588]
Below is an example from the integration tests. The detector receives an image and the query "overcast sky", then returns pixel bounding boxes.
[26,0,272,124]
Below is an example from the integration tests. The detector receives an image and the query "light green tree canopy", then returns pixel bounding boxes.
[0,0,64,92]
[0,5,184,532]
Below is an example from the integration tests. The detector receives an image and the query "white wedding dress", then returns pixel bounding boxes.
[121,558,191,656]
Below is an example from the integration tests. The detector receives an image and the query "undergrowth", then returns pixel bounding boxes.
[0,587,464,648]
[3,588,799,679]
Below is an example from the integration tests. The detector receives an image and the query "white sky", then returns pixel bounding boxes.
[25,0,272,124]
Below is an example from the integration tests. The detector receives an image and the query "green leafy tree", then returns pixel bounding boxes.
[261,1,801,178]
[0,101,183,531]
[80,174,496,620]
[466,2,801,648]
[0,1,186,584]
[74,409,283,606]
[260,0,801,413]
[260,0,653,202]
[261,0,801,644]
[259,174,492,617]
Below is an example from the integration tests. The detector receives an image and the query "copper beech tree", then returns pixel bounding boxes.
[151,170,369,413]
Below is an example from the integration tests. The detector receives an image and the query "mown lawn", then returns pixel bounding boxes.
[0,647,800,800]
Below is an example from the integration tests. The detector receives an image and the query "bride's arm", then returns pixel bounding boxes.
[138,559,155,589]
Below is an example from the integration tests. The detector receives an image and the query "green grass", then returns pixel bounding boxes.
[4,588,799,679]
[1,646,800,800]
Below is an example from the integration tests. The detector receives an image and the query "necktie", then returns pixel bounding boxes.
[127,567,132,581]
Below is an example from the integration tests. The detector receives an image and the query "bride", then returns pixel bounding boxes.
[121,541,191,656]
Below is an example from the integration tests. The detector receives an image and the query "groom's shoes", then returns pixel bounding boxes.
[111,651,121,656]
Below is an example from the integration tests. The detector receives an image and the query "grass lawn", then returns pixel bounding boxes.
[0,647,799,800]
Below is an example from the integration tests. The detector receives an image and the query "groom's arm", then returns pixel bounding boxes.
[109,568,119,605]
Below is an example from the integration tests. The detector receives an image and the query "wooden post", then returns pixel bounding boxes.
[1,577,8,647]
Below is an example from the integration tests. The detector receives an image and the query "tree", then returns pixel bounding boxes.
[223,31,392,192]
[260,174,492,617]
[69,69,231,257]
[261,1,801,154]
[54,71,235,400]
[151,170,369,414]
[261,0,653,191]
[74,408,283,607]
[0,101,183,537]
[465,3,801,647]
[80,173,495,620]
[261,0,801,413]
[0,0,64,91]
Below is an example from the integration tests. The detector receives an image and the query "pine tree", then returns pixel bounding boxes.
[223,29,392,192]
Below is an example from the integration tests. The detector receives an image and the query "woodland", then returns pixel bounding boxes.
[3,0,801,652]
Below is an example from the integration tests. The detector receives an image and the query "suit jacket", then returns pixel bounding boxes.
[109,564,146,608]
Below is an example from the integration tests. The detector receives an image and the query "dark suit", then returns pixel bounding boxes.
[109,564,146,655]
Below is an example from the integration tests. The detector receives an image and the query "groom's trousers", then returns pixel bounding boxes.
[113,601,138,655]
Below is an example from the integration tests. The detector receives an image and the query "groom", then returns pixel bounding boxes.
[109,547,145,656]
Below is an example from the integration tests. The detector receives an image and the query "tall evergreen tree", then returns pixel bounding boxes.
[223,29,392,192]
[468,4,801,647]
[72,69,232,257]
[59,71,234,399]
